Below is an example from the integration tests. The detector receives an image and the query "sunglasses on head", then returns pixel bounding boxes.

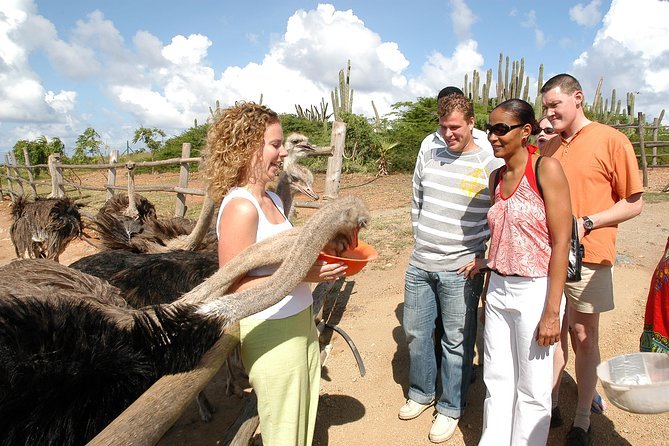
[539,127,555,135]
[484,122,524,136]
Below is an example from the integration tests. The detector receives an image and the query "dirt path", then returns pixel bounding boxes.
[0,170,667,445]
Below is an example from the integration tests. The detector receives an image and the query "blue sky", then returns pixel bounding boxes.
[1,0,668,156]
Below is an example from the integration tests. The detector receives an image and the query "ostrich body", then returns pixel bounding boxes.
[70,250,219,307]
[0,196,369,445]
[93,193,218,253]
[9,196,83,262]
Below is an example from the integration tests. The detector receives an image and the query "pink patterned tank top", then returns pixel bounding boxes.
[487,153,551,277]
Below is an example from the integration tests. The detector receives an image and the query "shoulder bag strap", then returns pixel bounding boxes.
[534,155,544,200]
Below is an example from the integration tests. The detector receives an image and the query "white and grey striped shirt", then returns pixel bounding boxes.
[409,130,503,272]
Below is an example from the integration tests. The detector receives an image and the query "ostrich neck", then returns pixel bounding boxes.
[185,197,367,327]
[179,195,215,251]
[274,173,294,219]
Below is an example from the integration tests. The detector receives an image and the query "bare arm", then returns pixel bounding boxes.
[576,192,643,239]
[217,198,346,292]
[217,198,269,292]
[536,156,572,347]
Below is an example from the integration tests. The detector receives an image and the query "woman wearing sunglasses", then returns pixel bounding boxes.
[478,99,572,446]
[536,117,558,152]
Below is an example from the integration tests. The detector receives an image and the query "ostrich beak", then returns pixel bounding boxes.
[294,141,316,153]
[292,182,319,200]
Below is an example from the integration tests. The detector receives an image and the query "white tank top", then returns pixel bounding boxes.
[216,187,312,320]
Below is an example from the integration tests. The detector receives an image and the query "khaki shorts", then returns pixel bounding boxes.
[564,262,614,314]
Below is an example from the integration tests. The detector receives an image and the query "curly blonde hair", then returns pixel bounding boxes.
[201,102,280,201]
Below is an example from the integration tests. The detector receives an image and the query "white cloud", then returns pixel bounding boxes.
[44,90,76,114]
[570,0,603,27]
[534,29,546,48]
[572,0,669,118]
[450,0,477,41]
[162,34,211,66]
[520,10,546,48]
[410,40,485,99]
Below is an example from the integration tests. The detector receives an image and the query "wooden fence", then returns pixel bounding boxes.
[0,122,345,212]
[612,111,669,187]
[0,122,345,445]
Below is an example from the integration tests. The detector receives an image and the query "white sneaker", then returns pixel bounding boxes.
[398,399,433,420]
[429,414,458,443]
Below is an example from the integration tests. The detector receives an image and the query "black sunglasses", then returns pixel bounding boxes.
[485,122,525,136]
[539,127,555,135]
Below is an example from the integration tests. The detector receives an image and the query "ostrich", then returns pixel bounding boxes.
[274,162,319,221]
[91,133,318,253]
[70,249,219,308]
[9,196,83,262]
[275,132,321,221]
[0,196,369,446]
[92,193,218,253]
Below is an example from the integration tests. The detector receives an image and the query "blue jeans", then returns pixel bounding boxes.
[403,264,482,418]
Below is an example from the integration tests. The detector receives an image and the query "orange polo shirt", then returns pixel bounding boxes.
[544,122,643,265]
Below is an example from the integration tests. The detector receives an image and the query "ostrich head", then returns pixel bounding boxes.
[280,164,319,201]
[284,133,316,159]
[283,133,315,172]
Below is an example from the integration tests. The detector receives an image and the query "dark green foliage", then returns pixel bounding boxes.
[72,128,104,164]
[339,112,380,173]
[384,97,439,172]
[160,124,210,159]
[279,114,332,146]
[13,136,64,175]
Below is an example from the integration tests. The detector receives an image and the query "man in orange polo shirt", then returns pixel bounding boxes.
[540,74,643,445]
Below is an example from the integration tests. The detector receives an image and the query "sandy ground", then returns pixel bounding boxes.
[0,168,668,445]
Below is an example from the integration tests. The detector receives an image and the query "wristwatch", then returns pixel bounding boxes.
[583,216,594,231]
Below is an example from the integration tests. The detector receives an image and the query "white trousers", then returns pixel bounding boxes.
[479,273,563,446]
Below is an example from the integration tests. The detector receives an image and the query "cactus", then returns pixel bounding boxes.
[534,64,544,116]
[295,98,332,122]
[332,60,353,121]
[372,100,382,130]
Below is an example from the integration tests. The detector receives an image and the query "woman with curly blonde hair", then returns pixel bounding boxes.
[201,102,347,445]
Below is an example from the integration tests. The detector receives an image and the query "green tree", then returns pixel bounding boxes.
[12,136,64,175]
[339,112,379,173]
[133,127,166,164]
[161,123,209,160]
[385,97,440,172]
[279,114,332,146]
[72,127,104,163]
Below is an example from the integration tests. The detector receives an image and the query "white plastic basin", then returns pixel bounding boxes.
[597,352,669,414]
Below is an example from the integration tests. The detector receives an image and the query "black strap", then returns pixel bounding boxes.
[491,167,503,204]
[493,167,502,190]
[493,155,544,199]
[534,155,544,200]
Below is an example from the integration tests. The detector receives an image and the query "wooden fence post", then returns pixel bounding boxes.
[323,121,347,200]
[637,112,648,188]
[651,110,664,166]
[651,118,659,166]
[175,143,191,217]
[48,153,65,198]
[9,152,25,197]
[22,148,38,198]
[107,150,118,200]
[4,153,15,202]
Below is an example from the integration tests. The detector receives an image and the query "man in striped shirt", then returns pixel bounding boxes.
[399,91,502,443]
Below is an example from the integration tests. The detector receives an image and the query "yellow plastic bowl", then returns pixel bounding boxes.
[318,240,379,276]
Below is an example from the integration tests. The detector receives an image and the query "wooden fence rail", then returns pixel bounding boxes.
[611,110,668,187]
[0,125,345,444]
[0,122,344,215]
